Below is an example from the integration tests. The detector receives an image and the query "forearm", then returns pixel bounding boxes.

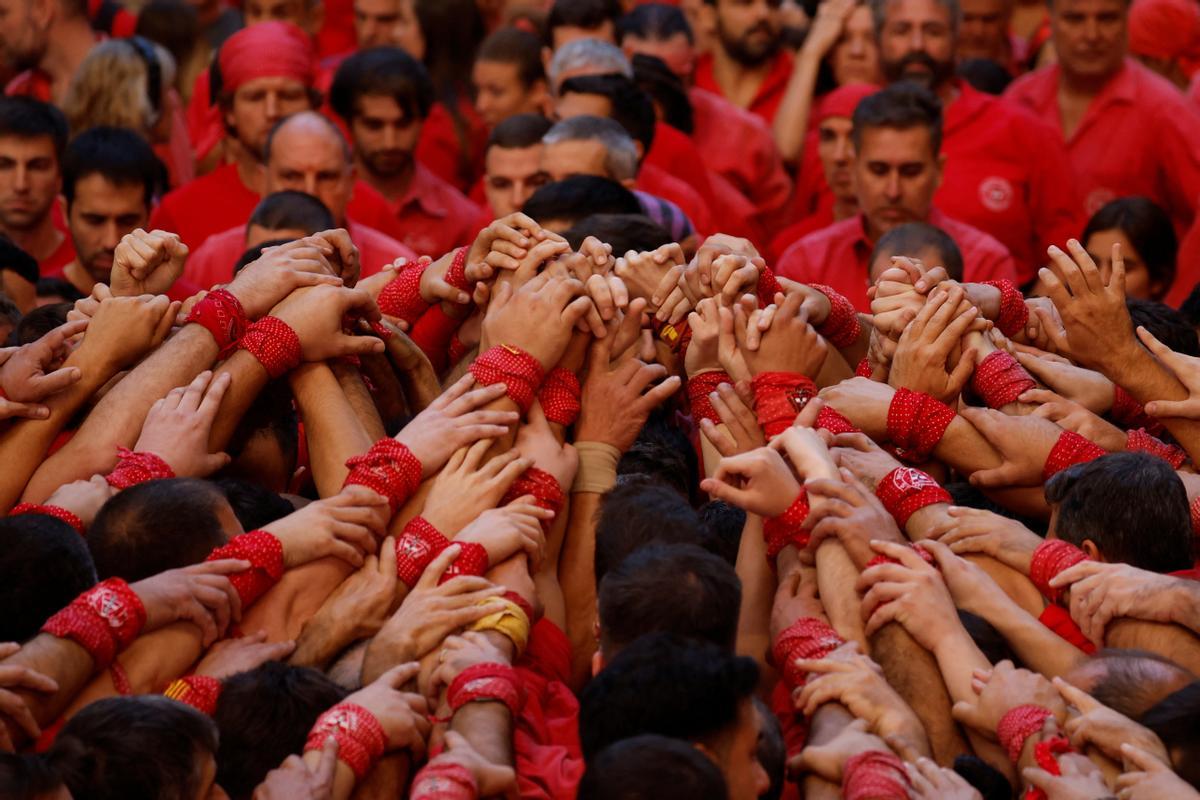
[561,490,602,692]
[290,363,375,496]
[0,635,95,744]
[1102,342,1200,461]
[301,752,357,800]
[735,515,774,677]
[815,542,866,648]
[975,598,1085,678]
[241,561,350,643]
[449,685,514,767]
[1105,618,1200,676]
[771,50,823,163]
[207,349,270,452]
[331,361,387,442]
[290,612,358,671]
[814,347,853,388]
[802,703,857,799]
[535,500,571,632]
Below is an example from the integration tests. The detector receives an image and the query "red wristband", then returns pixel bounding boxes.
[1111,385,1165,437]
[105,447,175,490]
[444,246,472,294]
[470,344,545,415]
[875,466,951,528]
[886,388,955,463]
[1191,496,1200,539]
[842,750,910,800]
[304,702,388,780]
[1126,428,1187,468]
[377,261,431,327]
[539,367,581,426]
[972,350,1036,409]
[447,662,521,717]
[184,288,248,358]
[440,541,490,584]
[206,529,285,609]
[1026,735,1075,800]
[10,503,86,536]
[687,370,729,425]
[411,762,478,800]
[855,357,873,378]
[239,316,302,379]
[1029,539,1088,602]
[772,617,845,691]
[395,517,451,588]
[1042,430,1107,481]
[864,542,937,570]
[810,283,861,348]
[997,704,1054,764]
[757,265,783,307]
[501,466,564,534]
[164,674,222,715]
[815,405,860,435]
[982,280,1029,338]
[344,438,423,512]
[764,489,811,560]
[41,578,146,668]
[752,371,816,438]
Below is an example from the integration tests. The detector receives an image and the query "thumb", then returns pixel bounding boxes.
[1020,766,1057,791]
[1051,676,1099,712]
[967,465,1023,489]
[0,400,49,420]
[202,452,233,475]
[336,333,386,356]
[417,544,462,589]
[378,661,420,689]
[1121,743,1169,773]
[950,700,986,732]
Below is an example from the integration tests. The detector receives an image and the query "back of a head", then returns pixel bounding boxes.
[488,113,553,152]
[616,3,694,45]
[559,73,656,154]
[599,543,741,655]
[478,26,546,88]
[1127,298,1199,356]
[1082,649,1197,719]
[578,734,727,800]
[215,662,347,799]
[956,58,1012,95]
[0,752,63,800]
[0,515,96,642]
[329,46,434,124]
[852,80,943,154]
[544,114,640,181]
[872,221,964,281]
[548,0,622,39]
[1084,197,1177,301]
[548,38,632,89]
[62,38,169,136]
[631,53,693,135]
[62,126,162,207]
[0,96,68,161]
[214,477,295,532]
[1139,679,1200,786]
[594,481,709,583]
[579,632,759,761]
[89,478,232,582]
[248,190,334,237]
[522,175,642,229]
[50,696,218,800]
[1046,452,1193,573]
[563,213,672,253]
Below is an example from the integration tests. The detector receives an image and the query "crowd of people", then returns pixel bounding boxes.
[1,0,1200,798]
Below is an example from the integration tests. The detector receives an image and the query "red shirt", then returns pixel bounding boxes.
[693,49,795,127]
[183,219,415,289]
[638,163,714,237]
[375,162,483,258]
[776,210,1019,310]
[768,205,833,264]
[937,82,1085,284]
[39,234,76,278]
[5,69,51,101]
[1005,58,1200,233]
[150,162,260,251]
[415,100,489,195]
[514,619,584,800]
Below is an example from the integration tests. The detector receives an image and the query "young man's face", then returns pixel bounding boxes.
[0,133,59,232]
[354,0,423,55]
[1050,0,1127,80]
[712,0,784,67]
[485,143,549,217]
[473,59,547,128]
[0,0,46,71]
[243,0,321,35]
[349,93,422,180]
[225,77,314,159]
[878,0,957,90]
[711,699,770,800]
[68,174,148,281]
[855,124,943,240]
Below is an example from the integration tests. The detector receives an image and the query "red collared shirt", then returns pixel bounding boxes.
[150,162,261,251]
[775,210,1018,310]
[1005,58,1200,232]
[694,49,795,126]
[937,81,1085,284]
[371,162,484,258]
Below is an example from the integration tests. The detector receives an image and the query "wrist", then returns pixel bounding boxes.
[572,441,620,494]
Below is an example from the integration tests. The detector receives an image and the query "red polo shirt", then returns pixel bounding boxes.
[415,100,489,195]
[693,49,795,126]
[183,219,415,289]
[775,210,1018,310]
[638,163,714,237]
[937,81,1085,284]
[375,162,483,258]
[1005,58,1200,233]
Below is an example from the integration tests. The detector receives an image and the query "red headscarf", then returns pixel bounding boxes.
[218,20,315,92]
[1129,0,1200,77]
[815,82,880,124]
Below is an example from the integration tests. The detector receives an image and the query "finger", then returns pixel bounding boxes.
[0,689,41,739]
[419,544,463,588]
[0,665,58,693]
[314,736,340,785]
[378,661,421,689]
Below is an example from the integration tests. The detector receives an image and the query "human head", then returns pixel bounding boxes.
[631,53,694,134]
[62,126,161,282]
[1082,196,1177,301]
[617,2,696,79]
[956,56,1012,93]
[330,46,432,183]
[1048,0,1128,81]
[1128,0,1200,87]
[548,0,621,49]
[1139,679,1200,786]
[0,751,65,800]
[217,22,317,159]
[223,379,300,493]
[578,735,728,800]
[1063,649,1195,719]
[0,96,65,235]
[522,174,642,231]
[89,478,243,582]
[594,482,713,584]
[50,696,223,800]
[0,291,17,342]
[872,0,960,90]
[547,37,632,93]
[542,114,639,184]
[701,0,784,68]
[13,297,63,343]
[814,82,877,206]
[957,0,1013,63]
[484,113,552,217]
[135,0,200,95]
[851,81,944,240]
[832,3,882,86]
[1045,452,1194,573]
[1127,298,1200,356]
[0,514,95,642]
[245,190,334,249]
[869,220,963,282]
[556,72,657,160]
[563,212,672,254]
[214,663,346,799]
[242,0,323,35]
[353,0,423,53]
[0,0,76,73]
[579,633,768,800]
[263,111,355,226]
[473,27,549,127]
[62,37,174,143]
[213,477,296,532]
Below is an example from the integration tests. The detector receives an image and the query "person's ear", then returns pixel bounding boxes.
[591,648,603,677]
[1081,539,1102,561]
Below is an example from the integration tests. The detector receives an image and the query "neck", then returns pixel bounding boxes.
[62,259,95,294]
[359,158,415,204]
[3,216,61,261]
[233,147,265,195]
[833,197,858,221]
[711,46,773,96]
[42,19,96,101]
[1060,64,1120,97]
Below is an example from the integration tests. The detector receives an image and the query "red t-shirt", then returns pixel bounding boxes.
[1005,58,1200,233]
[638,163,714,237]
[149,162,260,251]
[415,100,489,195]
[6,69,52,102]
[38,234,76,278]
[776,210,1018,310]
[376,162,484,258]
[514,618,584,800]
[769,205,833,264]
[693,49,795,127]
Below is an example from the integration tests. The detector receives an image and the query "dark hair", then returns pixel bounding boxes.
[0,515,96,642]
[522,175,642,226]
[0,96,68,160]
[487,112,554,151]
[214,663,347,799]
[578,734,727,800]
[956,58,1012,95]
[563,213,672,254]
[14,302,68,345]
[852,81,943,155]
[233,238,296,276]
[1139,680,1200,787]
[753,696,786,800]
[619,412,697,501]
[135,0,199,93]
[0,752,63,800]
[62,126,163,208]
[478,27,546,88]
[579,632,759,760]
[1084,197,1177,300]
[35,277,84,304]
[1045,453,1193,573]
[548,0,621,38]
[214,477,295,531]
[616,3,694,45]
[1085,648,1196,719]
[329,46,435,125]
[225,378,299,469]
[559,73,657,155]
[953,754,1012,800]
[872,221,964,281]
[248,190,335,236]
[415,0,486,185]
[697,500,745,567]
[89,478,232,581]
[1128,298,1199,356]
[595,482,711,583]
[599,543,741,654]
[51,696,218,800]
[0,293,18,341]
[0,235,40,286]
[631,53,693,135]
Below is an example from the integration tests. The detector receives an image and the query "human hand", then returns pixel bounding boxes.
[131,559,248,646]
[613,244,685,319]
[75,295,177,372]
[700,446,802,517]
[0,642,58,749]
[252,740,337,800]
[226,238,343,319]
[888,286,978,404]
[466,212,544,277]
[193,631,297,681]
[685,298,721,376]
[1022,751,1112,800]
[301,539,398,644]
[806,474,906,568]
[931,506,1044,574]
[453,502,550,569]
[584,272,629,325]
[959,406,1065,488]
[514,403,578,489]
[0,319,87,402]
[110,228,188,297]
[791,718,889,783]
[482,270,600,367]
[395,374,521,477]
[800,0,856,58]
[1039,239,1134,371]
[699,380,767,457]
[738,292,827,378]
[1023,389,1126,451]
[270,285,384,361]
[906,757,983,800]
[263,486,389,569]
[856,540,963,650]
[1115,743,1200,800]
[1136,325,1200,420]
[951,660,1065,739]
[770,566,825,642]
[1014,351,1114,414]
[916,538,1021,620]
[341,662,431,755]
[427,731,519,800]
[425,631,512,699]
[1048,561,1184,646]
[132,370,232,477]
[770,412,838,480]
[303,229,361,287]
[1054,678,1170,766]
[717,304,752,383]
[43,475,114,528]
[818,377,896,440]
[422,442,531,535]
[827,431,904,490]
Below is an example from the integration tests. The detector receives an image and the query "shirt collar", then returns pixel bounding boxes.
[392,163,451,219]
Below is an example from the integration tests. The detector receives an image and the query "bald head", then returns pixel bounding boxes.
[263,111,355,225]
